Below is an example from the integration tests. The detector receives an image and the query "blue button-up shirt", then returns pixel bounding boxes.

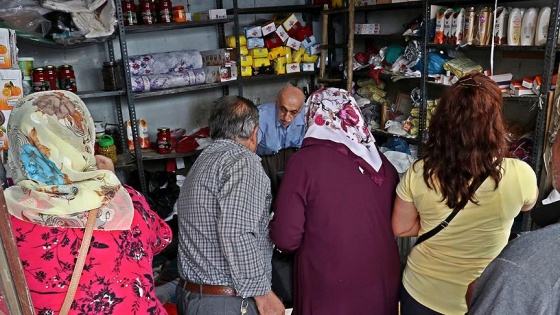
[257,102,306,155]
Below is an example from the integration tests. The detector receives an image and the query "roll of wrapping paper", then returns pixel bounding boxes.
[130,69,206,92]
[128,50,203,76]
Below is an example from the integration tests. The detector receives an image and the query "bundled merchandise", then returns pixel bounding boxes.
[127,50,208,92]
[225,14,320,76]
[433,6,552,47]
[200,49,238,83]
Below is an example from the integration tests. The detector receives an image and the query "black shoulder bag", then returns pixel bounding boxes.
[413,208,460,246]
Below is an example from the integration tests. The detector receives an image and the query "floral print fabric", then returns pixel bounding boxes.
[5,91,133,230]
[305,87,383,172]
[12,186,172,315]
[127,50,203,76]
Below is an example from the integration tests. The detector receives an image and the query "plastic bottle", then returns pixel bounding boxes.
[535,7,551,46]
[520,8,538,46]
[507,8,523,46]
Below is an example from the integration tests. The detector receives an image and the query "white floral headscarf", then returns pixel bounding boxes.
[305,87,383,172]
[5,91,133,230]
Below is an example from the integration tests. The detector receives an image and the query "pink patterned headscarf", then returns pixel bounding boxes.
[305,87,383,172]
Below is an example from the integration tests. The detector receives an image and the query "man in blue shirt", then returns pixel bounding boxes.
[257,85,306,198]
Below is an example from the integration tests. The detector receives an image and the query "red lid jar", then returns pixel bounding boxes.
[122,0,138,26]
[157,127,173,154]
[138,0,154,25]
[58,64,77,92]
[157,0,173,23]
[32,67,50,92]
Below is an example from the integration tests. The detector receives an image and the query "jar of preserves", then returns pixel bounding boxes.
[102,61,124,91]
[44,65,59,90]
[157,127,172,154]
[122,0,138,26]
[58,65,77,92]
[157,0,173,23]
[32,67,51,92]
[138,0,154,25]
[172,5,186,22]
[98,134,118,164]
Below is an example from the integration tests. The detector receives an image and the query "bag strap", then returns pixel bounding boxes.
[58,208,99,315]
[413,208,460,247]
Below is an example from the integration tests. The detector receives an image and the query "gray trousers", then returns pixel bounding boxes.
[176,285,259,315]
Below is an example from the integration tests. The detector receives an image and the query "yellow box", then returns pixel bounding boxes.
[226,35,247,48]
[241,66,252,76]
[252,58,271,68]
[283,47,293,63]
[240,46,249,55]
[249,47,269,58]
[0,28,17,69]
[292,47,305,63]
[274,57,286,75]
[268,46,284,60]
[0,69,23,149]
[303,53,318,63]
[240,55,253,67]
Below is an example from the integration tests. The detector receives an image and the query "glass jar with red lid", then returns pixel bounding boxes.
[32,67,50,92]
[44,65,59,90]
[157,0,173,23]
[138,0,154,25]
[58,65,77,92]
[157,127,173,154]
[122,0,138,26]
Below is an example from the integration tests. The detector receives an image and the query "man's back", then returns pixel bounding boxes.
[469,222,560,314]
[176,139,273,297]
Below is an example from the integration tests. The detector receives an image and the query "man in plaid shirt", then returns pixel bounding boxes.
[176,95,284,315]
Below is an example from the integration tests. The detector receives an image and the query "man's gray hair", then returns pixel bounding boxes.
[208,95,259,140]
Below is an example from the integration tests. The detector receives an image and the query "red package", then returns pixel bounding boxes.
[295,26,313,41]
[175,127,210,154]
[287,21,302,38]
[265,33,284,50]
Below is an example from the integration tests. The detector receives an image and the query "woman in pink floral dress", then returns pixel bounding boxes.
[5,91,172,315]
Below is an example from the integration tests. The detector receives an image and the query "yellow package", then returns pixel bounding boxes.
[292,47,305,63]
[283,47,293,64]
[239,46,249,55]
[275,57,286,75]
[240,55,253,67]
[268,46,285,60]
[249,47,269,58]
[302,53,318,63]
[253,58,271,68]
[241,66,252,76]
[226,35,247,48]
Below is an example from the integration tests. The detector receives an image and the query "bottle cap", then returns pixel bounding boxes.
[98,134,115,147]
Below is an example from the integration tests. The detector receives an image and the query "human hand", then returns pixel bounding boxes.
[253,290,284,315]
[95,155,115,173]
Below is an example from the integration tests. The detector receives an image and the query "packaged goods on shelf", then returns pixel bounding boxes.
[355,24,381,35]
[0,69,22,149]
[247,37,265,49]
[522,76,535,89]
[355,0,377,5]
[488,73,513,92]
[200,48,237,67]
[274,58,286,75]
[193,9,226,21]
[264,33,284,50]
[252,58,271,68]
[301,63,314,72]
[286,37,302,51]
[127,119,150,150]
[493,7,508,45]
[531,74,558,95]
[279,13,299,31]
[450,8,465,45]
[244,25,263,38]
[287,21,303,38]
[226,35,247,48]
[240,55,253,67]
[307,43,321,55]
[249,47,269,58]
[261,21,276,36]
[204,64,237,83]
[275,25,290,42]
[241,66,252,77]
[292,48,305,63]
[0,28,17,69]
[286,63,301,73]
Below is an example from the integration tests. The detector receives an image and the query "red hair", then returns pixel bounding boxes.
[420,72,507,210]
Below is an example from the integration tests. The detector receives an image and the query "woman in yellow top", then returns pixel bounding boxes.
[392,72,538,315]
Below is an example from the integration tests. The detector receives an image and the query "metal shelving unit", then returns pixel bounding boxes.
[422,0,560,231]
[227,0,321,96]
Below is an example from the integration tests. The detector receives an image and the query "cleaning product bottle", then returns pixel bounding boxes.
[535,7,551,46]
[507,8,523,46]
[520,7,538,46]
[494,7,508,45]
